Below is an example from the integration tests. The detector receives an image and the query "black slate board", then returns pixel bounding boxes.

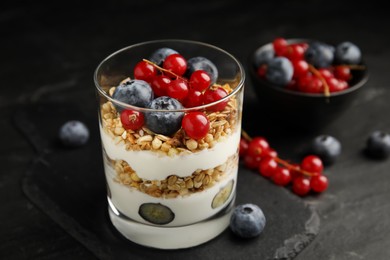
[15,102,320,260]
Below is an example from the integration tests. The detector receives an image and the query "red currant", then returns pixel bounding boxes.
[189,70,211,92]
[301,155,323,174]
[286,44,305,61]
[247,137,270,158]
[334,66,351,81]
[183,90,203,108]
[182,112,210,140]
[120,110,144,130]
[310,175,328,192]
[134,61,157,83]
[319,68,334,80]
[272,167,292,186]
[292,177,311,196]
[286,79,298,91]
[257,65,267,78]
[292,60,309,78]
[289,163,302,180]
[273,37,288,56]
[298,75,323,93]
[203,86,228,112]
[151,75,171,97]
[258,156,278,178]
[244,154,261,169]
[167,78,189,102]
[239,138,249,158]
[163,54,187,76]
[266,148,278,158]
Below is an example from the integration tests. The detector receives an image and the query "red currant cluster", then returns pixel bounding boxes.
[119,51,229,140]
[240,132,328,196]
[257,37,364,95]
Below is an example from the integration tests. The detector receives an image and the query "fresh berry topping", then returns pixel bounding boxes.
[182,112,210,140]
[272,37,288,56]
[310,175,329,193]
[151,75,171,97]
[189,70,211,92]
[163,53,187,77]
[335,41,361,65]
[254,47,275,67]
[334,66,351,81]
[183,89,203,108]
[59,120,89,147]
[304,41,335,68]
[120,110,145,130]
[365,131,390,159]
[292,177,311,196]
[112,79,154,111]
[230,203,266,238]
[265,57,293,85]
[272,167,292,186]
[166,78,189,102]
[145,96,184,136]
[203,86,228,111]
[309,135,342,165]
[301,155,323,174]
[186,57,218,85]
[133,60,157,83]
[148,47,178,66]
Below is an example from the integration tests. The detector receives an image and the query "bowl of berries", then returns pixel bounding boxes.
[249,37,369,132]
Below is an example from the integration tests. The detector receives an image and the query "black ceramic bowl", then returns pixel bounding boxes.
[248,39,369,133]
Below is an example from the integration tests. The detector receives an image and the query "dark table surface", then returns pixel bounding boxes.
[2,1,390,259]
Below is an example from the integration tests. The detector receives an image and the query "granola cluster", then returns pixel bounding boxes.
[110,153,238,198]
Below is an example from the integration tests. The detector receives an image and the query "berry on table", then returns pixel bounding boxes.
[181,112,210,140]
[309,135,342,165]
[59,120,89,147]
[230,203,266,238]
[365,130,390,159]
[272,167,292,186]
[310,175,329,193]
[258,156,278,178]
[239,138,249,158]
[247,137,270,158]
[292,177,311,196]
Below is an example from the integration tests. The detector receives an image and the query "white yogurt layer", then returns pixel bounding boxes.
[105,163,237,227]
[100,127,241,180]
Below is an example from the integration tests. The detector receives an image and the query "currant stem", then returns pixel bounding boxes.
[241,129,252,142]
[335,64,366,70]
[143,59,187,81]
[308,64,330,97]
[274,157,317,177]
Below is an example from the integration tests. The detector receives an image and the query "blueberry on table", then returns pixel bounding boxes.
[148,47,178,66]
[230,203,266,238]
[365,131,390,159]
[265,57,293,85]
[335,41,362,65]
[145,96,184,136]
[112,79,154,111]
[59,120,89,147]
[304,41,335,68]
[186,57,218,85]
[309,135,342,165]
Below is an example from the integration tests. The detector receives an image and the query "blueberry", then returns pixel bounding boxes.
[335,41,361,65]
[186,57,218,85]
[59,120,89,147]
[112,79,154,112]
[230,203,266,238]
[309,135,342,165]
[265,57,293,86]
[365,131,390,159]
[254,47,274,67]
[145,96,184,136]
[148,47,178,66]
[305,41,335,68]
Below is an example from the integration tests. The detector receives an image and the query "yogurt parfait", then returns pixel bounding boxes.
[94,40,245,249]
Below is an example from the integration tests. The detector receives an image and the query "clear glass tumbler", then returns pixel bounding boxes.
[94,39,245,249]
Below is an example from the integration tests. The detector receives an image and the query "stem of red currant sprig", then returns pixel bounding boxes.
[308,64,330,97]
[241,129,318,177]
[143,59,188,81]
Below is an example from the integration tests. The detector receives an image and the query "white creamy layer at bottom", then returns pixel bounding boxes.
[105,163,238,227]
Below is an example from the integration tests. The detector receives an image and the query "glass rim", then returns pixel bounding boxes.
[93,39,245,113]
